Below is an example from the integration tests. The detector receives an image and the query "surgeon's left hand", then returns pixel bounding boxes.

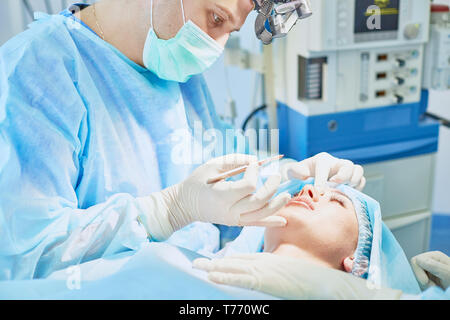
[411,251,450,291]
[193,253,403,300]
[281,152,366,191]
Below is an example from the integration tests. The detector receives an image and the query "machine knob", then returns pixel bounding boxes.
[395,77,405,85]
[394,94,404,104]
[396,59,406,67]
[410,50,420,59]
[404,24,421,40]
[409,86,418,94]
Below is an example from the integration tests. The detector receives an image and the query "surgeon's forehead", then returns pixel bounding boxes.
[213,0,254,10]
[211,0,255,23]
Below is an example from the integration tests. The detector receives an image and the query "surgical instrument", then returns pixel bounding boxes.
[206,155,284,184]
[252,0,312,45]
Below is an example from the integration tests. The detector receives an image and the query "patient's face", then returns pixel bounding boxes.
[264,185,359,271]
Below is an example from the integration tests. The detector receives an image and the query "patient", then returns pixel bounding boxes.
[263,184,372,278]
[193,181,422,294]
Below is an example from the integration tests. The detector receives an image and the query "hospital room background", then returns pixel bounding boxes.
[0,0,449,260]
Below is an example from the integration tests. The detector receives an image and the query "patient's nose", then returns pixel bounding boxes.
[299,185,319,202]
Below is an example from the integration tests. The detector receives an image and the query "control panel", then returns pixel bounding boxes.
[274,0,430,115]
[351,45,424,108]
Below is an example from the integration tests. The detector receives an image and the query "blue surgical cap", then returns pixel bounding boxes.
[276,180,422,295]
[339,191,372,279]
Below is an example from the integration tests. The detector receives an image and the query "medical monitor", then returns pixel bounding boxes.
[354,0,400,42]
[290,0,430,52]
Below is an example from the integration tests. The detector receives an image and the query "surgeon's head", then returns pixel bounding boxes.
[153,0,255,46]
[264,185,362,273]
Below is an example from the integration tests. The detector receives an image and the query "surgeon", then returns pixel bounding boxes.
[0,0,365,280]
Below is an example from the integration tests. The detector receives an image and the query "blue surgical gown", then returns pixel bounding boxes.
[0,11,242,280]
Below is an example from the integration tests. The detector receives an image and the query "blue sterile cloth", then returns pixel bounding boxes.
[419,286,450,300]
[0,242,277,300]
[0,9,249,282]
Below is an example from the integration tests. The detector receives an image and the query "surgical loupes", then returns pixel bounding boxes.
[253,0,312,45]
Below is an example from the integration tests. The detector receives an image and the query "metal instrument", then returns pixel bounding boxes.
[253,0,312,45]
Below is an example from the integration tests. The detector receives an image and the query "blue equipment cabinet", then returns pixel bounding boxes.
[277,93,440,165]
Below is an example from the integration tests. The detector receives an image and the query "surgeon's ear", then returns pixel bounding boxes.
[343,256,355,273]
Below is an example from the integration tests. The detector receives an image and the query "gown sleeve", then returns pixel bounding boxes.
[0,28,166,280]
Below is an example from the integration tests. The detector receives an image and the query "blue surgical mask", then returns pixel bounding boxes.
[143,0,224,83]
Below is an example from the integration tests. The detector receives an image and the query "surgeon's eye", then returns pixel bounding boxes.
[211,12,225,26]
[330,194,347,208]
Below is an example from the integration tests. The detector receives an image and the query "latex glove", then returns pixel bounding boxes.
[281,152,366,191]
[193,253,403,300]
[137,154,291,240]
[411,251,450,291]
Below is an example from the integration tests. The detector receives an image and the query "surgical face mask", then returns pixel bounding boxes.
[143,0,224,83]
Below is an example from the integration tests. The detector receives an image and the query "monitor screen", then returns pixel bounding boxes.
[354,0,400,34]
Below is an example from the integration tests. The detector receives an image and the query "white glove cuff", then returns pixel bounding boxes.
[136,191,178,241]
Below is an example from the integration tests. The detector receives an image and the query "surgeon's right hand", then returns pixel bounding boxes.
[136,154,291,240]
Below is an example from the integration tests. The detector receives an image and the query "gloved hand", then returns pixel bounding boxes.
[281,152,366,191]
[193,253,403,300]
[137,154,291,240]
[411,251,450,291]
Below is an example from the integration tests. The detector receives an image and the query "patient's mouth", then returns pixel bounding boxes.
[287,196,314,210]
